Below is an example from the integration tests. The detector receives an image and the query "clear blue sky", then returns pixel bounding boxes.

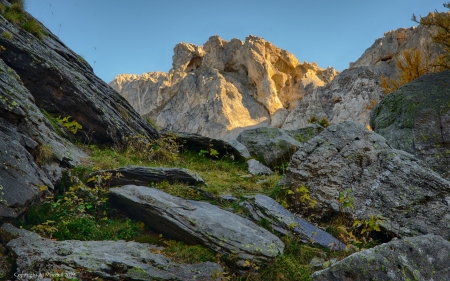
[26,0,444,83]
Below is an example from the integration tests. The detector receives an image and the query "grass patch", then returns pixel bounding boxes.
[33,144,54,166]
[1,0,46,40]
[1,31,12,39]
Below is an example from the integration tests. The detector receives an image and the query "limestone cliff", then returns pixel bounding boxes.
[283,18,441,129]
[110,35,337,140]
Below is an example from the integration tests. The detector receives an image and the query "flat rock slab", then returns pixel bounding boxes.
[87,166,205,187]
[110,185,284,266]
[312,235,450,281]
[0,223,222,281]
[284,121,450,239]
[237,127,301,168]
[242,195,345,250]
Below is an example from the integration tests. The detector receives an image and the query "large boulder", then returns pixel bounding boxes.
[242,195,345,250]
[111,35,337,140]
[87,166,206,187]
[0,3,158,146]
[0,58,86,221]
[370,70,450,179]
[283,121,450,239]
[312,235,450,281]
[110,185,284,266]
[0,223,223,281]
[237,127,301,168]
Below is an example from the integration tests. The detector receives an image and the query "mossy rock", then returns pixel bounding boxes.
[370,70,450,178]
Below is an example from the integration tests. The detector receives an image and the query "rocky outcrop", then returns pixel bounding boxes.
[110,185,284,266]
[312,235,450,281]
[370,70,450,178]
[1,223,223,281]
[283,18,442,131]
[283,121,450,239]
[242,194,345,250]
[111,35,337,140]
[237,127,302,168]
[0,4,158,146]
[87,166,206,186]
[0,58,86,220]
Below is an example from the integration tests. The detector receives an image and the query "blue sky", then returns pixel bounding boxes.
[26,0,443,83]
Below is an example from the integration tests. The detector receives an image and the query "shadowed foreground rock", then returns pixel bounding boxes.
[242,195,345,250]
[284,121,450,239]
[165,130,249,160]
[0,5,158,146]
[0,223,223,281]
[0,58,86,221]
[312,235,450,281]
[87,166,205,187]
[110,185,284,266]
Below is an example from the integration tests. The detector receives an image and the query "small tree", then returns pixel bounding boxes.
[413,3,450,70]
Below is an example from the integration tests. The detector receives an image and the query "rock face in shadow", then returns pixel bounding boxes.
[284,121,450,239]
[111,35,336,140]
[0,223,223,281]
[312,235,450,281]
[164,130,249,160]
[0,58,86,221]
[242,195,345,250]
[87,166,206,187]
[370,70,450,179]
[110,185,284,266]
[0,4,158,146]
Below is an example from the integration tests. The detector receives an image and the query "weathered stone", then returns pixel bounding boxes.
[370,70,450,178]
[110,185,284,265]
[237,127,301,168]
[0,58,86,220]
[312,235,450,281]
[165,130,248,160]
[1,223,223,281]
[247,159,273,175]
[111,35,336,140]
[284,121,450,239]
[228,139,251,159]
[283,21,441,131]
[241,194,345,250]
[284,124,324,143]
[0,7,158,146]
[87,166,205,186]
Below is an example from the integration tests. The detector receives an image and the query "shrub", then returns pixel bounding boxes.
[21,19,44,40]
[1,31,12,39]
[307,115,330,128]
[33,144,54,166]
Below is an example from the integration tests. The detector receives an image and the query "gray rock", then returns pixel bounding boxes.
[228,139,251,159]
[87,166,206,186]
[219,194,239,202]
[283,23,441,131]
[0,223,223,281]
[164,130,249,161]
[242,194,345,250]
[247,159,273,175]
[0,58,86,220]
[0,7,158,146]
[312,235,450,281]
[110,185,284,265]
[284,121,450,239]
[370,70,450,179]
[237,127,301,168]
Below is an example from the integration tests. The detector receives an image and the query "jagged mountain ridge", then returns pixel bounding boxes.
[110,35,337,140]
[112,16,441,140]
